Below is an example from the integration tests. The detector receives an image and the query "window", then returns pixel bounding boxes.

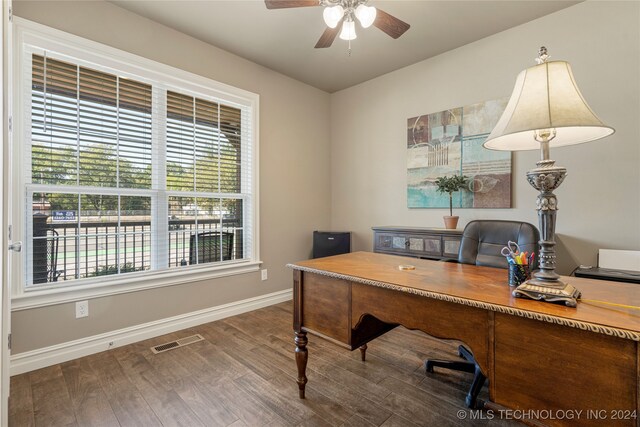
[165,92,246,268]
[30,55,154,284]
[14,21,258,301]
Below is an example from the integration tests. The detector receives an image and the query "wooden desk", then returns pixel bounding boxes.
[288,252,640,427]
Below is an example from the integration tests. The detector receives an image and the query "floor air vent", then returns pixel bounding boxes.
[151,334,204,354]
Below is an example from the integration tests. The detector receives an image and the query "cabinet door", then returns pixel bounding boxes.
[443,236,461,259]
[374,232,409,255]
[391,235,409,250]
[415,235,441,257]
[403,235,441,258]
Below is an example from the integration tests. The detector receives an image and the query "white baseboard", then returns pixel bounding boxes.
[10,289,292,376]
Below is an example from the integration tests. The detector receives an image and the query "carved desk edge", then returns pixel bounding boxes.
[287,264,640,342]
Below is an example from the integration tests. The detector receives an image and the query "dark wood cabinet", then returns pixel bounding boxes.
[372,226,462,260]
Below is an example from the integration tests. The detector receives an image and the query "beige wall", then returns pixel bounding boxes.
[11,0,640,357]
[11,1,331,353]
[330,1,640,275]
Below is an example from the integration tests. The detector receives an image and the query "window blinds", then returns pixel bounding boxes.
[165,91,249,264]
[27,51,254,287]
[31,54,153,189]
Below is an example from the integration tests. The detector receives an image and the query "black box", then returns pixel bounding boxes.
[312,231,351,259]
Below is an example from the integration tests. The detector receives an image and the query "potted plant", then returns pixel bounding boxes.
[435,174,469,229]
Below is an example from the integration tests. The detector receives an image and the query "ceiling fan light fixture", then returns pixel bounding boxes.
[355,4,376,28]
[323,5,344,28]
[339,19,357,40]
[263,0,410,49]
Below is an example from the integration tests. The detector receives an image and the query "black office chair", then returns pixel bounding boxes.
[425,220,539,409]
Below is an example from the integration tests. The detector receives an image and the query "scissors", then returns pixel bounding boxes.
[500,241,521,259]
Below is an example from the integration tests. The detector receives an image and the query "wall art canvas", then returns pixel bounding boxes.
[407,98,511,208]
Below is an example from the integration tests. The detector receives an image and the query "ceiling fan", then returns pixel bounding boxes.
[264,0,410,48]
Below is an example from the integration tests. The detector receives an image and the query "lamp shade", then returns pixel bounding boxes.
[355,4,376,28]
[323,5,344,28]
[339,19,357,40]
[484,60,614,151]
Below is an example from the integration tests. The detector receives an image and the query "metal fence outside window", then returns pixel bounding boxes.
[31,215,242,285]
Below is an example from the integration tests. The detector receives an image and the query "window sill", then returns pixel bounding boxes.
[11,261,262,311]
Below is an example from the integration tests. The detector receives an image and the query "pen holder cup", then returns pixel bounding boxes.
[508,264,530,287]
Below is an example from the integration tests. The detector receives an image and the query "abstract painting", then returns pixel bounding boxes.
[407,98,511,208]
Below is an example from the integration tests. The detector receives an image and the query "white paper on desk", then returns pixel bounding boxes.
[598,249,640,271]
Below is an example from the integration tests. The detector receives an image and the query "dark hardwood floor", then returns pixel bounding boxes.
[9,301,520,426]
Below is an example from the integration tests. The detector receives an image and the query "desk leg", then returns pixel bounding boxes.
[295,331,308,398]
[359,344,367,362]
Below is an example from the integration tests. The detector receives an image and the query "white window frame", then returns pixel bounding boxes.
[11,18,260,310]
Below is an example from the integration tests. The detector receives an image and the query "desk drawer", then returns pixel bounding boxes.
[494,313,637,425]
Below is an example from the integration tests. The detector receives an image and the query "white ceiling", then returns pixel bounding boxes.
[111,0,580,93]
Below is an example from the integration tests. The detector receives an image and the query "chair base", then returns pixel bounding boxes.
[425,345,486,409]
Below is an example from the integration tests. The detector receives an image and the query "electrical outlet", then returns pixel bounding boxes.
[76,300,89,318]
[261,269,268,281]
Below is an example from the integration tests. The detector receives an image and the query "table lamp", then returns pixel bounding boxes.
[484,47,614,307]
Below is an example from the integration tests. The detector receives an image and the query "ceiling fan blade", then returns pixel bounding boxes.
[315,20,342,48]
[373,8,410,39]
[265,0,319,9]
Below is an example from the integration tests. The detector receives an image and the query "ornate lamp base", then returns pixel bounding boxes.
[513,278,581,307]
[516,148,581,308]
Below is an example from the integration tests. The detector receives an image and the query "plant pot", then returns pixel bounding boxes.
[443,216,459,229]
